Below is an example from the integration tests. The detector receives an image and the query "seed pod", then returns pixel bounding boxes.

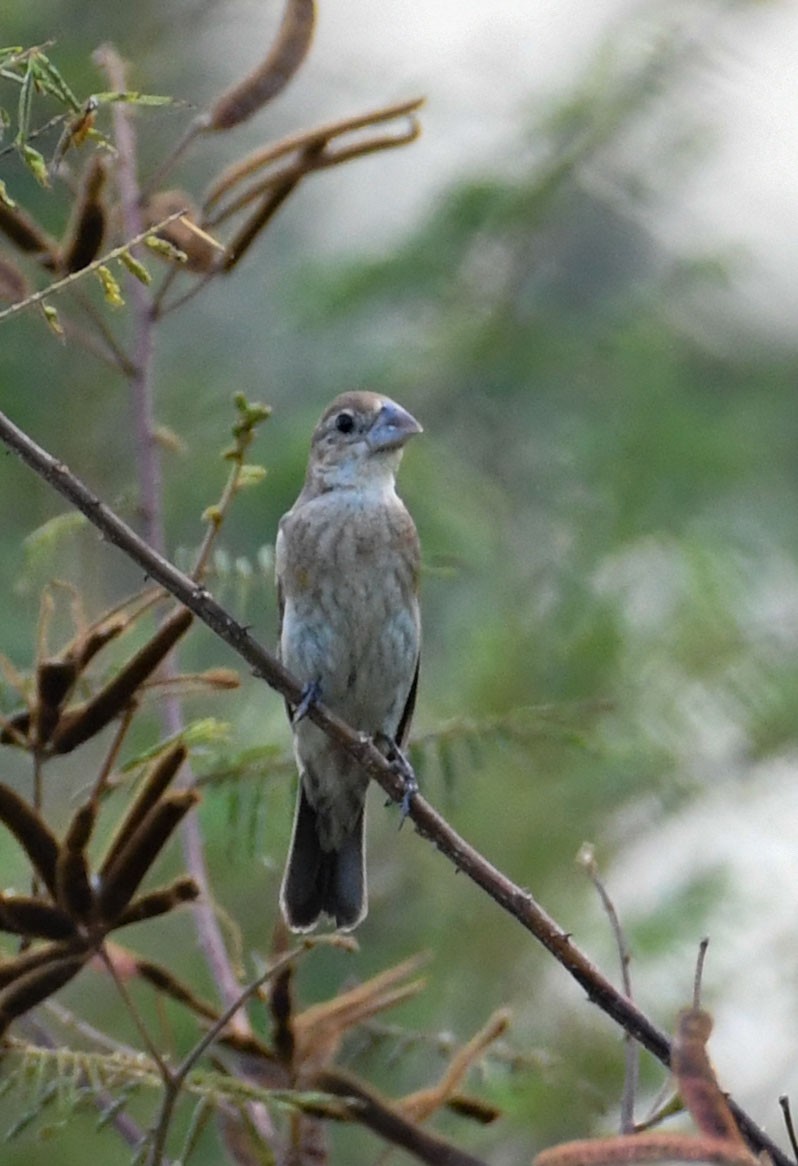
[50,607,193,754]
[0,253,28,303]
[207,0,315,131]
[115,875,199,928]
[99,742,186,878]
[0,894,76,940]
[672,1009,744,1144]
[0,939,80,990]
[60,154,107,273]
[0,954,86,1036]
[55,802,97,920]
[0,783,59,896]
[0,199,58,263]
[136,956,218,1018]
[97,790,199,921]
[141,191,219,273]
[0,710,31,747]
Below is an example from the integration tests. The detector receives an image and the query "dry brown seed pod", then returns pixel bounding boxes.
[0,893,76,940]
[49,606,193,754]
[672,1009,745,1145]
[0,783,59,896]
[140,190,219,273]
[99,742,186,878]
[0,199,59,263]
[207,0,315,132]
[115,875,199,928]
[0,939,80,990]
[37,660,78,712]
[0,253,28,303]
[136,956,219,1019]
[55,802,98,921]
[97,790,199,921]
[0,953,86,1036]
[60,154,107,274]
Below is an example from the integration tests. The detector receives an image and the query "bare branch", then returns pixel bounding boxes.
[0,407,790,1166]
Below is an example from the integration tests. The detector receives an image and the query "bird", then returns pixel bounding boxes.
[276,391,422,931]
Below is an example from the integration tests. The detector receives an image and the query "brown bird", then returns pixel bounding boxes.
[276,391,422,931]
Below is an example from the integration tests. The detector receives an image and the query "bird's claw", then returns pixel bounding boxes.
[378,736,418,828]
[293,679,322,725]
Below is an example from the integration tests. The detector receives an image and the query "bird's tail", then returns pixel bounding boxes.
[279,785,366,931]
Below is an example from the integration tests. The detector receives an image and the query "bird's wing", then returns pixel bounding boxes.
[395,653,419,748]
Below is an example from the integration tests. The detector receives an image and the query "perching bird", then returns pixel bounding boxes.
[276,391,422,931]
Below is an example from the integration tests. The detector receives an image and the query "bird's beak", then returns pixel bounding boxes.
[366,401,423,452]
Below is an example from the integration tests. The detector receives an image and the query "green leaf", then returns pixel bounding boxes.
[91,90,176,107]
[20,143,48,186]
[40,302,63,337]
[117,249,152,285]
[30,53,81,111]
[95,263,124,308]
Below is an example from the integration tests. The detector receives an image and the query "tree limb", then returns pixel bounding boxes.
[0,406,788,1166]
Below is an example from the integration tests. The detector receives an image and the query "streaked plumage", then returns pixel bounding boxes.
[276,391,422,930]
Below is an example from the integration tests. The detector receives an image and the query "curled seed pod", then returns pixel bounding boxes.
[55,802,97,920]
[206,0,315,131]
[0,253,28,303]
[49,606,193,754]
[97,790,199,921]
[115,875,199,928]
[99,742,186,878]
[141,191,220,273]
[0,939,80,990]
[0,954,86,1036]
[0,783,59,896]
[0,894,76,940]
[60,154,107,273]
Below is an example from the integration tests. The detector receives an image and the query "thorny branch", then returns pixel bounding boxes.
[0,408,790,1166]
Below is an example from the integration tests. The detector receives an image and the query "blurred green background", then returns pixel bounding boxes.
[1,1,798,1163]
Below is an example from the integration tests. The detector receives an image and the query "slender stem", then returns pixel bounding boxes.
[94,46,246,1030]
[95,44,163,554]
[0,406,790,1166]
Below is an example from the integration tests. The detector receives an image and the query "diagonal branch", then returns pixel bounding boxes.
[0,406,789,1166]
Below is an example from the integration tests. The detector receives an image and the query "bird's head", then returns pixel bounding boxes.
[305,391,422,493]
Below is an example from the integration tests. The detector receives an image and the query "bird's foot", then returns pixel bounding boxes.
[293,679,322,725]
[377,734,418,827]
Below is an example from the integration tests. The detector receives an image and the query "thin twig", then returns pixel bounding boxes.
[95,43,164,555]
[0,407,791,1166]
[778,1096,798,1163]
[147,939,328,1166]
[0,212,186,325]
[693,938,710,1009]
[578,844,637,1133]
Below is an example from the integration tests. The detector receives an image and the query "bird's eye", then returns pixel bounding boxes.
[335,411,355,434]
